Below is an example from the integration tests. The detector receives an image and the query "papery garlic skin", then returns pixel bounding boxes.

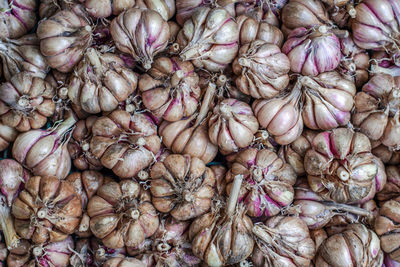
[0,34,48,81]
[67,116,103,171]
[159,84,218,163]
[377,166,400,202]
[353,73,400,149]
[8,236,74,267]
[0,122,18,152]
[281,0,330,35]
[278,129,317,176]
[87,180,159,249]
[177,7,239,72]
[375,197,400,263]
[12,116,76,179]
[304,128,387,204]
[150,154,215,220]
[316,224,383,267]
[68,48,138,114]
[209,99,259,154]
[0,159,30,207]
[339,36,370,89]
[301,72,356,130]
[352,0,400,53]
[175,0,236,26]
[253,87,303,145]
[0,72,55,132]
[225,148,297,218]
[0,0,37,40]
[110,8,170,70]
[89,110,161,178]
[236,14,284,47]
[252,216,316,267]
[233,40,290,99]
[37,10,92,73]
[282,27,341,76]
[139,56,200,122]
[11,176,82,244]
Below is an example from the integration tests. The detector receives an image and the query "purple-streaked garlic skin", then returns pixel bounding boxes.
[236,14,284,47]
[0,159,30,207]
[110,8,170,70]
[175,0,236,26]
[281,0,330,36]
[384,253,400,267]
[292,179,374,230]
[0,34,48,81]
[0,0,37,40]
[316,224,383,267]
[252,216,316,267]
[278,129,317,176]
[11,116,76,179]
[89,110,161,178]
[304,128,387,204]
[352,0,400,53]
[37,10,92,73]
[282,27,341,76]
[225,148,296,218]
[159,83,218,164]
[209,99,259,154]
[339,36,370,89]
[139,56,200,122]
[301,72,356,130]
[252,86,303,145]
[68,48,138,114]
[353,73,400,149]
[177,7,239,72]
[8,236,75,266]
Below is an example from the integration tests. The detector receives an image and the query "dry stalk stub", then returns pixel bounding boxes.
[189,174,254,266]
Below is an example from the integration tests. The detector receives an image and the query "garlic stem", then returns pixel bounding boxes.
[86,48,103,74]
[0,195,19,249]
[194,83,216,127]
[54,116,78,139]
[226,174,243,216]
[323,201,373,218]
[216,0,239,6]
[252,224,273,244]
